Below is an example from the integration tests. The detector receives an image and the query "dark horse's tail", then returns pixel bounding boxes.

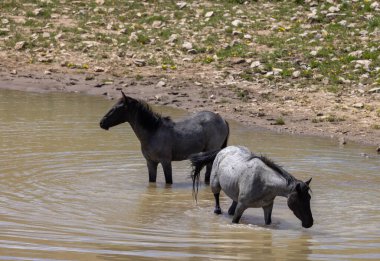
[190,149,221,201]
[222,120,230,149]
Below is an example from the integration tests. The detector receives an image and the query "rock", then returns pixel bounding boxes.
[328,6,340,12]
[94,66,105,72]
[38,56,53,63]
[167,34,178,43]
[250,61,261,68]
[205,11,214,18]
[352,103,364,109]
[44,69,52,75]
[244,34,252,39]
[10,70,17,75]
[14,41,26,50]
[355,60,372,71]
[368,87,380,93]
[292,70,301,78]
[371,2,379,9]
[348,50,363,58]
[310,50,318,56]
[152,20,162,28]
[231,19,242,27]
[182,41,193,50]
[33,8,43,16]
[176,2,187,9]
[272,68,283,75]
[377,146,380,153]
[156,80,166,88]
[339,137,347,145]
[129,32,138,41]
[96,0,105,4]
[42,32,50,38]
[1,18,9,24]
[133,59,146,67]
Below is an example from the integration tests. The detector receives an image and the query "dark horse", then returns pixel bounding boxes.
[100,91,229,184]
[190,146,313,228]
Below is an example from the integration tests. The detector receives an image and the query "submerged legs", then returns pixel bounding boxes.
[213,193,222,214]
[232,202,247,223]
[147,160,158,183]
[161,161,173,184]
[263,202,274,225]
[228,201,238,215]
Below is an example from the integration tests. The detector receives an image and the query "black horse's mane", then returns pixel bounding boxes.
[249,154,296,185]
[129,98,173,131]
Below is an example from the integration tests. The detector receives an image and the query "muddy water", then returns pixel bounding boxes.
[0,89,379,260]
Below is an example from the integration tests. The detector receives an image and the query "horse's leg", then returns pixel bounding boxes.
[232,202,247,223]
[147,160,158,183]
[228,201,238,215]
[263,202,274,225]
[161,161,173,184]
[204,163,212,184]
[213,193,222,214]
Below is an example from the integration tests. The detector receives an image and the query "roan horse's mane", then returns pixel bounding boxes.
[249,154,296,185]
[129,98,173,131]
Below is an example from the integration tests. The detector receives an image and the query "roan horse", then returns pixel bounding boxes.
[100,91,229,184]
[190,146,314,228]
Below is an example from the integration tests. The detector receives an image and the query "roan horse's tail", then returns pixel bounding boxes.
[189,149,221,201]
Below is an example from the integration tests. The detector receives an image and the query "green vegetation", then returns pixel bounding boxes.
[0,0,379,90]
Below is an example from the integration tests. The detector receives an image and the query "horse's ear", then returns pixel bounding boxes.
[121,90,127,100]
[305,178,312,186]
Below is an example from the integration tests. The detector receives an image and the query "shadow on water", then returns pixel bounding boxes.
[0,90,379,260]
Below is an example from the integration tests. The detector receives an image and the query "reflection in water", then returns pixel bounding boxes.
[0,89,379,260]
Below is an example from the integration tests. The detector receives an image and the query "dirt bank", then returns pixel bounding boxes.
[0,63,379,151]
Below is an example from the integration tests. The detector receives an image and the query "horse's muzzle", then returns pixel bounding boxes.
[302,221,313,228]
[99,121,109,130]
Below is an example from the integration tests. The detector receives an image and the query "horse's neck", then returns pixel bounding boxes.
[127,113,153,144]
[271,175,296,198]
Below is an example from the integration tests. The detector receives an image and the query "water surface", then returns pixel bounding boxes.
[0,90,379,260]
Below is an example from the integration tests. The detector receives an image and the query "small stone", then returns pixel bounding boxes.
[156,80,166,88]
[1,19,9,24]
[352,103,364,109]
[10,70,17,75]
[133,59,146,67]
[182,41,193,50]
[339,137,347,145]
[250,61,261,68]
[14,41,26,50]
[205,11,214,18]
[167,34,178,43]
[42,32,50,38]
[292,70,301,78]
[244,34,252,39]
[310,50,318,56]
[176,2,187,9]
[152,20,162,28]
[44,70,52,75]
[355,60,372,71]
[368,87,380,93]
[231,19,242,27]
[376,146,380,154]
[96,0,105,4]
[94,66,105,72]
[33,8,43,16]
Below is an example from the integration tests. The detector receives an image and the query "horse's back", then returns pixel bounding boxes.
[172,111,228,156]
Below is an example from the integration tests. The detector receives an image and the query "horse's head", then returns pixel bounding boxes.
[100,91,131,130]
[287,178,313,228]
